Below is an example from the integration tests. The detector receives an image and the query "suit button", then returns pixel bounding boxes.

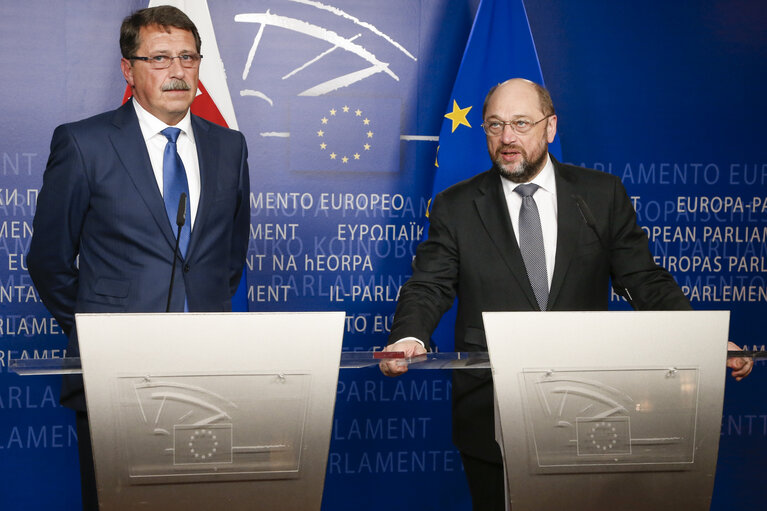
[183,264,190,273]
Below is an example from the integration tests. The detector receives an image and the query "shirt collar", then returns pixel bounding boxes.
[501,153,556,196]
[131,98,194,144]
[529,153,555,193]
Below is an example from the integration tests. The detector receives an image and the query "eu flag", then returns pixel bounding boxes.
[432,0,562,198]
[429,0,560,351]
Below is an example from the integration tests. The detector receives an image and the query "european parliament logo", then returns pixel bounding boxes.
[174,424,234,465]
[117,373,311,482]
[521,367,698,471]
[576,417,631,456]
[289,97,401,172]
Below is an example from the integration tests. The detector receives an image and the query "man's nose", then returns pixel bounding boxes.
[167,57,186,76]
[500,124,518,144]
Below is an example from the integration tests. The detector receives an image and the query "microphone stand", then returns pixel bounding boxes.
[166,192,187,312]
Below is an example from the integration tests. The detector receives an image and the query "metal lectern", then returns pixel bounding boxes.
[75,311,344,511]
[10,310,743,510]
[482,310,729,511]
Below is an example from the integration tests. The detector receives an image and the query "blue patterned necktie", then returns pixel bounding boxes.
[161,127,191,258]
[514,183,548,310]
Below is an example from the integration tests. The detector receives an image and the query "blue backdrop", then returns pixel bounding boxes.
[0,1,764,509]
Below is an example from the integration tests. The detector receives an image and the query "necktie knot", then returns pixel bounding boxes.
[161,127,181,144]
[514,183,539,198]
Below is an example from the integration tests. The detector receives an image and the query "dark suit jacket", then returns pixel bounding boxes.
[389,156,691,463]
[27,101,250,410]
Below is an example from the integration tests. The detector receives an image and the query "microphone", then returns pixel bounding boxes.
[572,194,599,238]
[166,193,187,312]
[176,191,187,227]
[571,194,634,304]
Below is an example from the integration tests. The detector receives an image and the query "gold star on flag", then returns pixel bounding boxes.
[355,109,362,116]
[364,144,370,150]
[342,156,349,163]
[367,131,373,138]
[330,152,337,159]
[317,130,324,137]
[363,118,370,125]
[444,99,472,133]
[330,108,337,116]
[321,117,328,124]
[342,106,350,112]
[320,142,327,150]
[354,153,360,160]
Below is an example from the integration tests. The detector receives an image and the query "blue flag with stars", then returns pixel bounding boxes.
[428,0,561,351]
[433,0,561,198]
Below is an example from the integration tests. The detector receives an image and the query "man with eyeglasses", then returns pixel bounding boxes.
[27,6,249,509]
[380,78,752,509]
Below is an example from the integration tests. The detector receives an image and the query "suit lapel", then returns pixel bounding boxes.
[473,171,540,309]
[108,102,177,250]
[187,115,218,258]
[548,160,586,307]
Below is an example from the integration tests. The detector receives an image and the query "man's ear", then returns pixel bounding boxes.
[120,58,134,87]
[546,115,557,143]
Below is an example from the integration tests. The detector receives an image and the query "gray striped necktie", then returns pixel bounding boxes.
[514,183,548,310]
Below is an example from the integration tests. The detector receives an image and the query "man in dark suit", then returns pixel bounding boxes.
[380,78,752,509]
[26,6,249,509]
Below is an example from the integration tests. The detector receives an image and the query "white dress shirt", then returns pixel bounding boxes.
[500,154,558,289]
[132,98,201,229]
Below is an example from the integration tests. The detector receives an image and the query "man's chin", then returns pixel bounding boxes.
[495,161,534,183]
[164,92,194,104]
[165,97,195,112]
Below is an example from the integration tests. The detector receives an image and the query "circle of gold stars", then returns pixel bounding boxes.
[317,105,373,164]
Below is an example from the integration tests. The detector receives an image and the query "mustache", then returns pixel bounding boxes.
[162,79,191,91]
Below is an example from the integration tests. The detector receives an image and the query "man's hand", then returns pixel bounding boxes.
[379,340,427,377]
[727,341,754,381]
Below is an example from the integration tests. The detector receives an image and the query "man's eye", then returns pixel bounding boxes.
[489,122,503,129]
[179,55,192,61]
[514,120,531,128]
[151,56,168,63]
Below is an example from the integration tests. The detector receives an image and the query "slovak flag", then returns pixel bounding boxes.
[123,0,248,310]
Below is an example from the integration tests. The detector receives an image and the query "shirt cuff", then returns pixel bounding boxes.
[392,337,425,349]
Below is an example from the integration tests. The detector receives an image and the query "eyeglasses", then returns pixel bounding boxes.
[481,114,553,136]
[129,54,203,69]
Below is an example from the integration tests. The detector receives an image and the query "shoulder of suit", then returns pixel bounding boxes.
[191,113,244,139]
[436,168,495,201]
[56,106,124,136]
[555,159,621,187]
[47,108,128,151]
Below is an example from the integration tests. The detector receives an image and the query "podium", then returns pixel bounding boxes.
[70,311,343,511]
[482,310,730,510]
[11,311,752,510]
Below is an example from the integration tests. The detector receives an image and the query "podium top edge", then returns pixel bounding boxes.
[8,351,763,375]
